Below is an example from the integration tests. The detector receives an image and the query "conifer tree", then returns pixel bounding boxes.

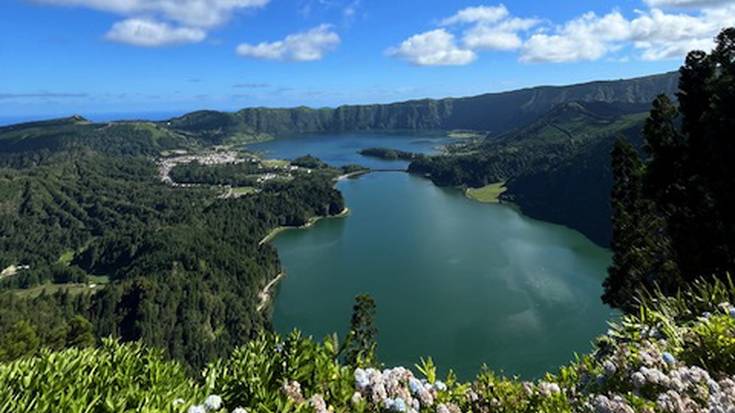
[343,294,377,367]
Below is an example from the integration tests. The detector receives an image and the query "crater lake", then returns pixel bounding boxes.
[248,133,614,380]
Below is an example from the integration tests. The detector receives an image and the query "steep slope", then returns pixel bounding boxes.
[409,101,650,245]
[167,72,677,138]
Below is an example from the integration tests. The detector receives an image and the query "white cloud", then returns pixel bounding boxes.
[236,25,341,61]
[440,5,509,26]
[105,18,206,46]
[644,0,735,8]
[630,7,735,60]
[34,0,269,27]
[521,11,630,62]
[520,6,735,63]
[463,17,540,50]
[387,29,477,66]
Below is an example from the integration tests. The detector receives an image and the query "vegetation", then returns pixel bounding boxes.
[0,117,345,371]
[0,30,732,413]
[169,161,265,187]
[359,148,424,162]
[605,28,735,311]
[3,278,735,412]
[408,102,650,245]
[167,72,677,140]
[465,182,506,204]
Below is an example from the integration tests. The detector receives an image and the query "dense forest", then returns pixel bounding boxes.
[0,119,345,369]
[603,28,735,312]
[359,148,424,162]
[408,102,651,245]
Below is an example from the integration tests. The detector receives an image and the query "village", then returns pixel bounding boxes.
[157,148,310,198]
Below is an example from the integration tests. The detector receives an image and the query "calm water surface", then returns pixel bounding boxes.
[250,133,614,380]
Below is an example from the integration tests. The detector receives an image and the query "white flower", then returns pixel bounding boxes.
[188,406,206,413]
[203,395,222,411]
[433,381,447,392]
[232,408,248,413]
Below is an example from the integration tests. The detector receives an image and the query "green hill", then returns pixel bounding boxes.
[407,101,649,245]
[166,72,678,139]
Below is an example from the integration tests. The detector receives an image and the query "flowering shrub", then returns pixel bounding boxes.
[2,278,735,412]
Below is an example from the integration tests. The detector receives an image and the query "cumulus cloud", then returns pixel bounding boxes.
[387,29,476,66]
[390,4,537,65]
[33,0,269,27]
[440,5,509,26]
[236,25,340,61]
[520,6,735,63]
[630,7,734,60]
[644,0,735,8]
[34,0,268,47]
[521,11,630,63]
[463,17,540,50]
[392,2,734,66]
[105,18,206,46]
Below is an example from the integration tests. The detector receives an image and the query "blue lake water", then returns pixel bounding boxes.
[249,133,614,380]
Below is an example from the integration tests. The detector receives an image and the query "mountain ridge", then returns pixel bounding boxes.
[166,71,678,140]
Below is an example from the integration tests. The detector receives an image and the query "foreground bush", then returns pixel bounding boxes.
[2,278,735,412]
[0,339,205,412]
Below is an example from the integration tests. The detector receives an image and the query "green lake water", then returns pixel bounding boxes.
[249,133,614,380]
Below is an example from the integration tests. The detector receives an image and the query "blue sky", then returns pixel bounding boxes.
[1,0,734,119]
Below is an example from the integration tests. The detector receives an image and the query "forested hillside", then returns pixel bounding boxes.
[0,118,345,369]
[166,72,678,139]
[408,101,650,245]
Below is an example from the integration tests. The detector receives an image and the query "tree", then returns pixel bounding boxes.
[604,28,735,311]
[603,139,646,310]
[342,294,377,367]
[0,320,40,362]
[66,316,96,348]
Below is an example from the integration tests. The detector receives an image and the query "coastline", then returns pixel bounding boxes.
[258,207,351,246]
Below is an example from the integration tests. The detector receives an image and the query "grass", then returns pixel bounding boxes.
[465,182,507,203]
[261,159,290,169]
[57,250,75,265]
[232,186,257,196]
[13,276,109,298]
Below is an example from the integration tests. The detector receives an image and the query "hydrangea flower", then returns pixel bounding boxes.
[392,397,407,412]
[354,368,370,389]
[662,352,676,366]
[433,381,447,392]
[409,378,422,394]
[203,395,222,411]
[187,405,206,413]
[603,360,617,376]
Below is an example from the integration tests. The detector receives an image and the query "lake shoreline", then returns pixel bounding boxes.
[259,207,351,246]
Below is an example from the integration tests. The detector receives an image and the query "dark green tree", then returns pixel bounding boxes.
[342,294,377,367]
[66,315,96,348]
[605,28,735,311]
[603,139,646,310]
[0,320,40,362]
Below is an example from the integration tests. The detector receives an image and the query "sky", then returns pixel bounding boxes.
[1,0,735,120]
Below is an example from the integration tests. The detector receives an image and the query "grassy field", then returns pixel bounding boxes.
[261,159,290,169]
[232,186,258,196]
[13,275,110,298]
[57,250,75,265]
[465,182,507,203]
